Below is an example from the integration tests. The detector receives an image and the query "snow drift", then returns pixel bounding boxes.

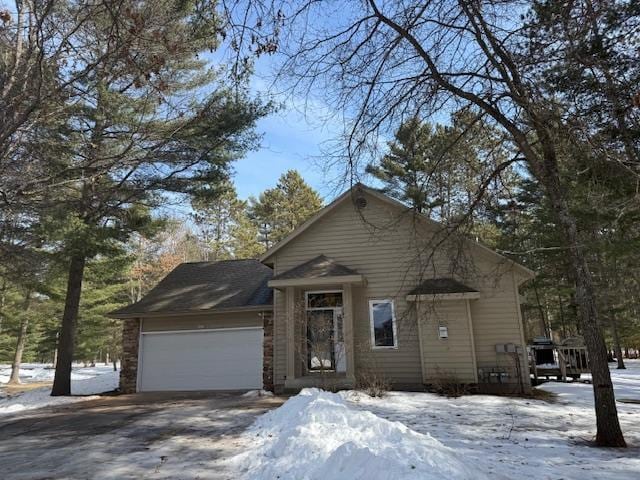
[231,388,484,480]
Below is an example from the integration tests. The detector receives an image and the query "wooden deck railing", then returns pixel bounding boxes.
[530,345,590,382]
[557,346,589,381]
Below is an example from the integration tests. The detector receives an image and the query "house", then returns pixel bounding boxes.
[110,184,534,394]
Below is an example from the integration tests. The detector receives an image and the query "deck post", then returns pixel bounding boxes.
[559,348,567,382]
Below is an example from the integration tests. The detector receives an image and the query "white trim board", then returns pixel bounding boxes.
[140,326,263,335]
[406,292,481,301]
[269,275,365,288]
[135,318,144,393]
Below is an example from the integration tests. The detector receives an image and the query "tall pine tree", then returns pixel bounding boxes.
[248,170,323,249]
[45,0,267,395]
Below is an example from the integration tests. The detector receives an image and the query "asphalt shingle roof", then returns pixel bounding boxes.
[271,254,359,281]
[408,278,478,295]
[110,259,273,317]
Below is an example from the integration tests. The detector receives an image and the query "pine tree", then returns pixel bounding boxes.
[44,0,267,396]
[367,111,515,228]
[366,117,440,214]
[230,212,264,259]
[248,170,323,248]
[191,182,247,261]
[76,255,132,368]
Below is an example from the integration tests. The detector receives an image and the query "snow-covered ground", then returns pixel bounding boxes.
[229,360,640,480]
[1,361,638,479]
[0,362,116,384]
[0,363,119,415]
[540,361,640,404]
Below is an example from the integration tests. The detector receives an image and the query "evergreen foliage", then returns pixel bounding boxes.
[248,170,323,249]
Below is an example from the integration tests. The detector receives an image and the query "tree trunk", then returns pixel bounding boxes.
[0,278,7,333]
[558,293,567,339]
[534,150,626,447]
[8,291,32,385]
[51,255,86,396]
[610,314,626,370]
[533,282,549,338]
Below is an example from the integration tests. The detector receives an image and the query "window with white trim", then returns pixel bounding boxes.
[369,299,397,348]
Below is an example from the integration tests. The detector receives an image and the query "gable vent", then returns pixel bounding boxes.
[354,195,367,209]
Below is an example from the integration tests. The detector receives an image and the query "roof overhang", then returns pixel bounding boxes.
[268,274,366,289]
[406,292,481,302]
[108,304,272,320]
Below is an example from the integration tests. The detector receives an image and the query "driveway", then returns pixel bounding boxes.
[0,391,285,480]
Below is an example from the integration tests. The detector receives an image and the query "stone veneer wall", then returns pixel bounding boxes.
[263,311,274,392]
[119,318,140,394]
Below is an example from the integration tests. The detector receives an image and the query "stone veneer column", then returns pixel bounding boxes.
[119,318,141,394]
[262,311,274,392]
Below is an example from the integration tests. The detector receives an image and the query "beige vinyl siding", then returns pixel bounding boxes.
[272,194,429,386]
[418,300,476,383]
[469,265,531,386]
[141,311,263,332]
[271,191,530,388]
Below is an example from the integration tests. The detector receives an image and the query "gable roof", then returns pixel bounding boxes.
[271,254,359,281]
[260,183,535,280]
[408,278,478,295]
[260,187,356,264]
[109,259,272,318]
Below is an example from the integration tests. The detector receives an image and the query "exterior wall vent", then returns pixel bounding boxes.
[354,195,367,209]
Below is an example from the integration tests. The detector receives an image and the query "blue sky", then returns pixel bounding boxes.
[232,98,339,202]
[159,54,350,219]
[229,57,348,203]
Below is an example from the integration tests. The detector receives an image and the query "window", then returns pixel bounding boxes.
[306,291,343,309]
[369,299,397,348]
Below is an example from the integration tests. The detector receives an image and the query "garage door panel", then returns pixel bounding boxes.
[139,328,263,391]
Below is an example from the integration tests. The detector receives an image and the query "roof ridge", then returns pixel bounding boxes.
[271,253,359,281]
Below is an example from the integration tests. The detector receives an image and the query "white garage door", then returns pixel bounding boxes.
[138,327,263,391]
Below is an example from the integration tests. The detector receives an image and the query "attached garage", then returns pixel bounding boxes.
[109,259,274,393]
[138,327,263,391]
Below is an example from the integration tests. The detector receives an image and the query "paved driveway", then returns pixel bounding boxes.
[0,391,285,480]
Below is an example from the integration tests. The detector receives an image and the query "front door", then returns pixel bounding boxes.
[306,291,345,373]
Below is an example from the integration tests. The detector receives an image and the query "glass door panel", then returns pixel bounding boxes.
[307,310,335,371]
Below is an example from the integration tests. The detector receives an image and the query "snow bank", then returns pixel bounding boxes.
[0,366,119,416]
[231,388,483,480]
